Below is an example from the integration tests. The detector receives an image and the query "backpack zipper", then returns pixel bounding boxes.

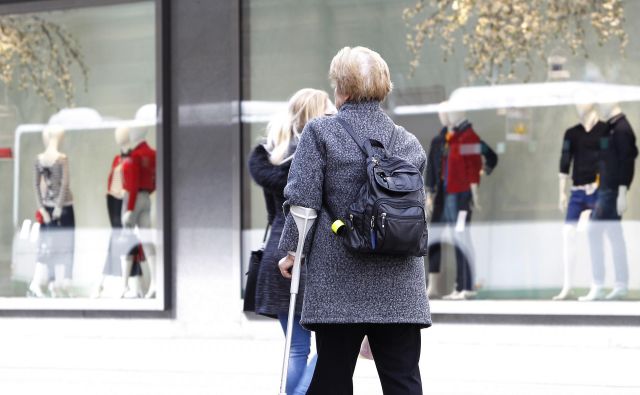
[373,199,427,222]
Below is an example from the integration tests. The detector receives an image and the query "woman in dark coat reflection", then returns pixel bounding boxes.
[248,88,334,395]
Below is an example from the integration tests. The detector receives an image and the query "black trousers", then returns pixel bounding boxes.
[307,323,423,395]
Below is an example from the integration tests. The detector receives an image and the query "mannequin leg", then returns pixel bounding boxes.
[443,192,475,300]
[553,224,577,300]
[454,221,475,289]
[28,262,49,297]
[441,194,460,299]
[426,243,443,299]
[143,250,156,299]
[91,275,106,298]
[579,191,609,302]
[584,220,606,300]
[137,195,156,299]
[60,206,75,297]
[120,256,133,298]
[606,221,629,299]
[128,271,143,298]
[49,263,66,297]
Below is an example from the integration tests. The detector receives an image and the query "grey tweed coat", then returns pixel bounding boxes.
[278,101,432,329]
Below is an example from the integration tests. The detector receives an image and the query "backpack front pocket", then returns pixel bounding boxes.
[374,200,426,255]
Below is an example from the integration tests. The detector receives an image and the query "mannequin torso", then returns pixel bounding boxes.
[35,125,73,219]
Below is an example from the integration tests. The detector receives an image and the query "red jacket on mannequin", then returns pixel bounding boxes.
[443,121,482,194]
[122,141,156,210]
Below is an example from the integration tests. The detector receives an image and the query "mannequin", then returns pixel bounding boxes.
[424,103,449,299]
[424,101,497,300]
[598,102,634,216]
[28,125,75,297]
[554,102,608,300]
[582,102,638,300]
[93,126,145,298]
[121,124,157,298]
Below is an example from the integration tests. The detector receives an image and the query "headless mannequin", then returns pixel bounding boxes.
[599,102,628,215]
[29,125,73,297]
[116,126,139,297]
[425,104,449,299]
[580,102,634,301]
[92,126,145,298]
[425,104,483,300]
[425,102,450,217]
[122,125,157,299]
[554,103,599,300]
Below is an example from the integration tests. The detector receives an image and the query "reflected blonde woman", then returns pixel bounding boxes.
[248,88,333,395]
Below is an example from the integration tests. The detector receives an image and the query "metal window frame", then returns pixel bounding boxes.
[0,0,172,316]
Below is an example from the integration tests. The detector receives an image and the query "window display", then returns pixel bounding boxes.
[241,0,640,313]
[0,1,163,310]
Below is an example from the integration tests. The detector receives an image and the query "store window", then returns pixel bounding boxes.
[0,1,164,310]
[241,0,640,315]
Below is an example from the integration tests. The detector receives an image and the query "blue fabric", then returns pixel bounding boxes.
[590,188,620,220]
[565,189,598,222]
[278,313,316,395]
[443,191,471,223]
[441,191,474,291]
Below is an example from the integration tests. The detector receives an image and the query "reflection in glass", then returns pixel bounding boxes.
[241,0,640,305]
[0,2,159,306]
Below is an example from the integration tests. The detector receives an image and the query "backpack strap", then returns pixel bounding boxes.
[335,116,370,156]
[388,126,399,155]
[336,116,399,157]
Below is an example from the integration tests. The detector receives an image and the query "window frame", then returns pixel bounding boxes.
[0,0,171,314]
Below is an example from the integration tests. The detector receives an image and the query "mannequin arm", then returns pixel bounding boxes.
[38,207,51,224]
[122,157,141,211]
[53,157,70,219]
[470,183,481,211]
[558,173,569,212]
[122,209,134,227]
[34,162,51,223]
[617,185,628,216]
[425,192,434,219]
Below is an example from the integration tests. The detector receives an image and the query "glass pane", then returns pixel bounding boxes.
[0,1,162,309]
[241,0,640,312]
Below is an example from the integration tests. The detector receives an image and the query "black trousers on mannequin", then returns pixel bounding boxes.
[307,323,422,395]
[103,195,142,276]
[38,205,75,280]
[428,181,474,291]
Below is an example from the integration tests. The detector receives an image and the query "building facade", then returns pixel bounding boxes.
[0,0,639,339]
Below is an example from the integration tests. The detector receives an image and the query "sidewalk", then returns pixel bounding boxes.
[1,319,639,394]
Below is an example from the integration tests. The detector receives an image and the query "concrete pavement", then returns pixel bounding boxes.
[1,318,639,394]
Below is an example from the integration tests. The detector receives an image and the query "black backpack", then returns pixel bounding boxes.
[329,117,428,257]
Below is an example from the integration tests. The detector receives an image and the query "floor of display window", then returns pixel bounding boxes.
[475,288,640,300]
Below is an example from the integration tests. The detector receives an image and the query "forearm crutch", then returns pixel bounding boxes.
[279,206,317,395]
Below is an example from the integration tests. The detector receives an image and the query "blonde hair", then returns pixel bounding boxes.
[265,88,330,165]
[329,46,392,102]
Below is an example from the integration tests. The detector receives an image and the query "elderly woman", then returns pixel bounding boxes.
[278,46,431,394]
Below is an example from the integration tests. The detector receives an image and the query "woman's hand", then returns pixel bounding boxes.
[278,253,295,279]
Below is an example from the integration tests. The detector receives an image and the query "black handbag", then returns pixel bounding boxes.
[243,224,270,312]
